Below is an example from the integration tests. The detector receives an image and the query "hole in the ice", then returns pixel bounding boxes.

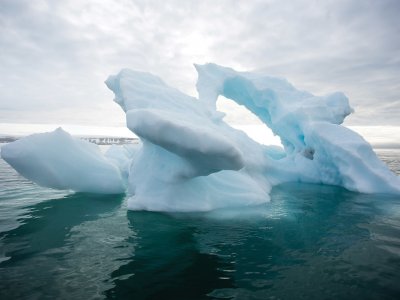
[216,96,283,147]
[303,147,315,160]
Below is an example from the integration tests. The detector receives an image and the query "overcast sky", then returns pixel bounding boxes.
[1,0,399,128]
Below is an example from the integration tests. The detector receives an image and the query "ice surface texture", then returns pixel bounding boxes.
[2,64,400,211]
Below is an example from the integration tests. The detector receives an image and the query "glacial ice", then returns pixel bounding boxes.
[1,128,125,194]
[2,63,400,211]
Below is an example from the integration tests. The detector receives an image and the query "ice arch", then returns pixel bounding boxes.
[196,64,351,154]
[216,95,283,147]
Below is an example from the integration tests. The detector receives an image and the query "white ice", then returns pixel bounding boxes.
[2,63,400,211]
[1,128,125,194]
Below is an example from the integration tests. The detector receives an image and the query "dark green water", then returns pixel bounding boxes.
[1,150,400,300]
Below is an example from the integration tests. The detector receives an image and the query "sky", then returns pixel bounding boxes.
[0,0,399,132]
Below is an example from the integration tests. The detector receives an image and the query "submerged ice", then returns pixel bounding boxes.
[2,63,400,211]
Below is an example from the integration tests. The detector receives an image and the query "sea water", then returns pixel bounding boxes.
[0,148,399,300]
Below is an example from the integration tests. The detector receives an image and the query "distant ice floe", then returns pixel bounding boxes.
[2,64,400,211]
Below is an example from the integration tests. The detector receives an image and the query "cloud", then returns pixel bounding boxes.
[0,0,399,127]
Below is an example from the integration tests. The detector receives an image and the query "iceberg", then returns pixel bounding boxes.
[2,63,399,211]
[1,128,125,194]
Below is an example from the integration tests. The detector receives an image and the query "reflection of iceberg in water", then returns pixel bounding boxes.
[1,177,399,299]
[2,63,400,211]
[104,185,400,299]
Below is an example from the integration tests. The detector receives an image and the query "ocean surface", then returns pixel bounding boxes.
[0,148,400,300]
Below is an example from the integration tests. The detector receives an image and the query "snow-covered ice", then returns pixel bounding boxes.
[2,63,400,211]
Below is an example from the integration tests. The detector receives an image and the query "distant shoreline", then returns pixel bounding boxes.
[0,135,398,149]
[0,135,139,145]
